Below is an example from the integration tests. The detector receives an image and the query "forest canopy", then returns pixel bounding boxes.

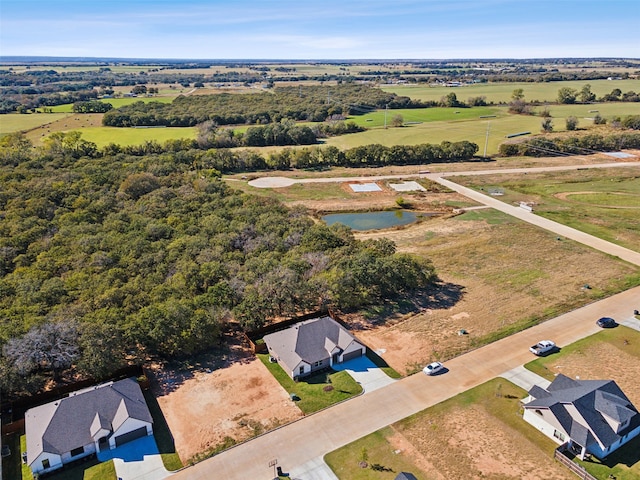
[0,135,437,397]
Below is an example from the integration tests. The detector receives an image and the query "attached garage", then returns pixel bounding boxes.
[342,349,363,362]
[114,426,148,447]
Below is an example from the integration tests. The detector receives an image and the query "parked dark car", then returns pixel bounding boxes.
[596,317,617,328]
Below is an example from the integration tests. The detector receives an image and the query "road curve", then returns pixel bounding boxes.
[171,287,640,480]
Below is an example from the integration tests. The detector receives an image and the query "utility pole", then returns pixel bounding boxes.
[483,121,491,158]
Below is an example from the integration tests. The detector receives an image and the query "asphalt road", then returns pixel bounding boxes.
[172,160,640,479]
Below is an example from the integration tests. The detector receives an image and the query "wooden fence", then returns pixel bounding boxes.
[554,446,598,480]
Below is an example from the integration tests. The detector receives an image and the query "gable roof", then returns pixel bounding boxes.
[264,316,362,374]
[25,378,152,465]
[526,374,639,449]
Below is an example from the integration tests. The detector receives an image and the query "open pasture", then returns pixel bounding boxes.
[347,106,501,127]
[68,125,198,147]
[382,79,640,104]
[0,112,71,135]
[325,378,573,480]
[36,96,175,113]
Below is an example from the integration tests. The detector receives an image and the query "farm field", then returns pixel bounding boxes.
[0,112,71,135]
[36,96,175,113]
[453,166,640,251]
[382,79,640,104]
[325,378,573,480]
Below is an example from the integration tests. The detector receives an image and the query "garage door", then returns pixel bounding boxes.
[114,426,148,447]
[342,349,363,362]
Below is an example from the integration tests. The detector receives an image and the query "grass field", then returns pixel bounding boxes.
[75,126,197,147]
[325,378,571,479]
[453,167,640,251]
[37,96,175,113]
[326,103,640,155]
[382,79,640,104]
[0,112,71,135]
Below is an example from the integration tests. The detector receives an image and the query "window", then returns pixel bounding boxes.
[553,430,566,442]
[42,459,50,469]
[314,360,323,367]
[70,446,84,457]
[299,366,304,374]
[535,409,543,416]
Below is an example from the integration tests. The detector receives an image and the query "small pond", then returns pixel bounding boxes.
[322,210,431,231]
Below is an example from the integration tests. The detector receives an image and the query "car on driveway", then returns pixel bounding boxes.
[423,362,445,375]
[596,317,617,328]
[529,340,556,356]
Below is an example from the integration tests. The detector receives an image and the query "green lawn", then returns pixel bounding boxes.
[257,354,362,414]
[382,79,640,104]
[0,113,71,134]
[347,106,501,128]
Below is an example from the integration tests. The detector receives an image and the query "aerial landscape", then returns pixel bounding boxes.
[1,1,640,480]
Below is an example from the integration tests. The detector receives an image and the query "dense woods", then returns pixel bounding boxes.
[0,136,437,397]
[102,84,423,127]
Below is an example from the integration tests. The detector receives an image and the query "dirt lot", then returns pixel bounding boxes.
[150,334,302,463]
[352,212,638,374]
[393,404,573,480]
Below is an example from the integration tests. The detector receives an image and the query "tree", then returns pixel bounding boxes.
[131,85,147,95]
[3,321,80,381]
[511,88,525,101]
[593,114,606,125]
[391,114,404,127]
[565,116,579,131]
[541,118,554,132]
[578,84,596,103]
[557,87,577,104]
[441,92,459,107]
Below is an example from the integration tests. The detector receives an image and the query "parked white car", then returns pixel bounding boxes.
[529,340,556,356]
[423,361,445,375]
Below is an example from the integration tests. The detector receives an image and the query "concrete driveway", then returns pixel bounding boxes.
[332,355,396,393]
[97,435,170,480]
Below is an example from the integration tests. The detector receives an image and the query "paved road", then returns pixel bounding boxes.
[172,287,640,480]
[247,161,640,188]
[430,175,640,267]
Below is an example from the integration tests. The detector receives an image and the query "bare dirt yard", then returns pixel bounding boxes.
[393,403,573,480]
[150,333,302,464]
[351,211,639,375]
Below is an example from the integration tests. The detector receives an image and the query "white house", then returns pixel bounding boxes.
[25,378,153,476]
[264,316,366,380]
[522,374,640,460]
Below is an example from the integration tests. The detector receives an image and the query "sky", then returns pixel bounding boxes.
[1,0,639,60]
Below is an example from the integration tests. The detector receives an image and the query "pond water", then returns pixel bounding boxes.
[322,210,427,231]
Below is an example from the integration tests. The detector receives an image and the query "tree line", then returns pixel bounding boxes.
[0,135,438,398]
[102,84,425,127]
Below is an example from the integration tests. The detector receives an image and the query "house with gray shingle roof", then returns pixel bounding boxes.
[25,377,153,475]
[264,316,365,380]
[522,374,640,459]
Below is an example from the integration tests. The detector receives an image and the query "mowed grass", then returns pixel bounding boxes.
[257,354,362,414]
[0,113,71,134]
[454,168,640,251]
[325,378,566,479]
[75,126,197,147]
[347,106,501,127]
[326,103,640,155]
[382,79,640,104]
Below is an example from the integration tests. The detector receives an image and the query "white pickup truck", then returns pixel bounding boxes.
[529,340,556,356]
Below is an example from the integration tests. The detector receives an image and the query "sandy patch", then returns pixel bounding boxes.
[153,337,303,463]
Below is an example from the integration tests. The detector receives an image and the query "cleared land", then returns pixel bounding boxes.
[0,112,71,135]
[325,378,574,480]
[151,335,303,465]
[453,166,640,251]
[382,79,640,104]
